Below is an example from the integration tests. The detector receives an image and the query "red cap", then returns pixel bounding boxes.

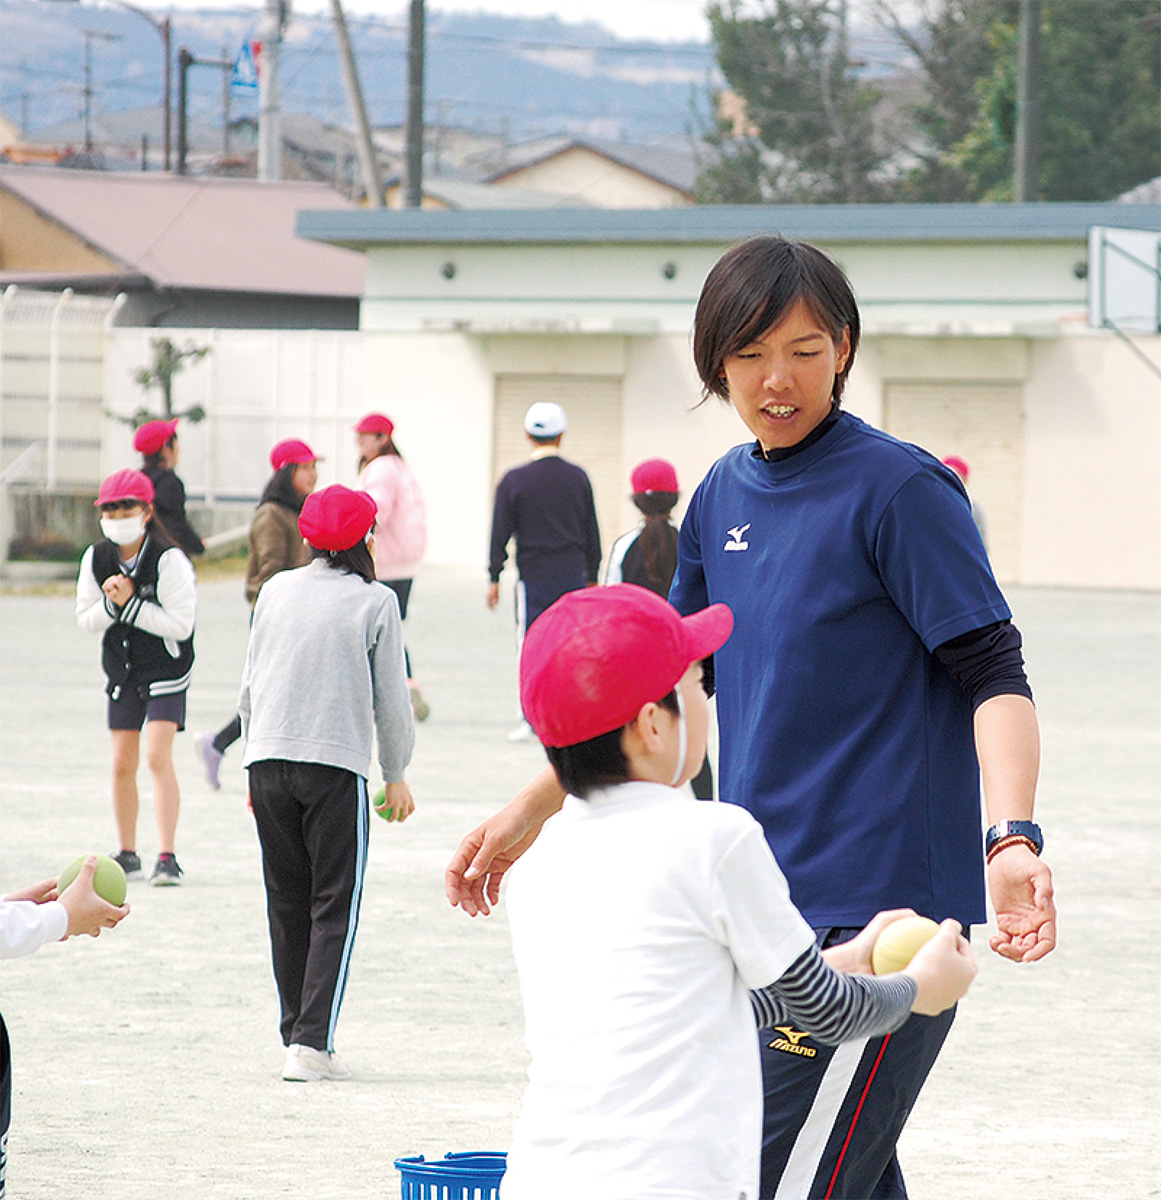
[270,438,321,470]
[631,457,679,495]
[132,418,179,456]
[354,413,395,437]
[298,484,377,551]
[95,468,155,507]
[941,455,969,481]
[520,584,733,748]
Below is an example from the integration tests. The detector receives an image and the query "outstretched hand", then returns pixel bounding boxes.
[445,804,543,917]
[987,845,1056,962]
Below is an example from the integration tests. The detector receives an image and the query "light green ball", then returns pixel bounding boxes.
[371,786,393,821]
[58,854,128,906]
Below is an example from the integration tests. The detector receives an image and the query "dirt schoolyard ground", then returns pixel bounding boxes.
[0,566,1157,1199]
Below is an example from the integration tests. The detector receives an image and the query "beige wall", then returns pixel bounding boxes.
[0,192,118,273]
[494,148,689,208]
[95,324,1161,589]
[1022,333,1161,588]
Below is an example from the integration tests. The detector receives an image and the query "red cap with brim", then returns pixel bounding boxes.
[520,584,734,748]
[631,457,679,495]
[270,438,321,470]
[298,484,377,551]
[354,413,395,437]
[133,418,179,456]
[96,468,155,507]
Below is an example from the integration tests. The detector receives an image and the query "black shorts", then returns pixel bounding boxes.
[107,688,187,732]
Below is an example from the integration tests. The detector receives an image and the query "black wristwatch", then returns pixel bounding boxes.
[985,820,1044,858]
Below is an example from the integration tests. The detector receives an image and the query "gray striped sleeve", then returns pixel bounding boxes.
[751,943,917,1044]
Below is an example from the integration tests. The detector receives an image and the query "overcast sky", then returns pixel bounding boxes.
[153,0,716,43]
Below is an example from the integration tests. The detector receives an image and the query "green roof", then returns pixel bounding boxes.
[298,202,1161,250]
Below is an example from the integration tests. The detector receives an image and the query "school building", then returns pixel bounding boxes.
[3,202,1159,589]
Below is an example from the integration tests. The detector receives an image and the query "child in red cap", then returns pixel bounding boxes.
[239,484,416,1083]
[354,413,429,722]
[604,457,714,799]
[76,468,196,887]
[133,418,204,558]
[500,584,976,1200]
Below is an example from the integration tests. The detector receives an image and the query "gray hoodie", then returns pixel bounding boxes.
[239,559,414,782]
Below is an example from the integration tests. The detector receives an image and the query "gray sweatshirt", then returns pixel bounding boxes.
[239,559,414,782]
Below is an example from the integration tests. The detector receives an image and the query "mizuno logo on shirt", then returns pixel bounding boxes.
[769,1027,817,1058]
[724,523,750,551]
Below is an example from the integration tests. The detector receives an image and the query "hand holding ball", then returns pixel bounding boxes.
[372,786,394,822]
[57,854,128,907]
[871,915,940,975]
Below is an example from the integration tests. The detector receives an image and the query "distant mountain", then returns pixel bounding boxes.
[0,0,719,145]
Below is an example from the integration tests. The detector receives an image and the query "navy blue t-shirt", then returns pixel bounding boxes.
[670,412,1009,928]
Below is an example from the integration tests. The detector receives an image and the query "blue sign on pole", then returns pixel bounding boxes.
[232,40,259,92]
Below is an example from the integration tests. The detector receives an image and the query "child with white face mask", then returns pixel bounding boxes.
[76,468,197,887]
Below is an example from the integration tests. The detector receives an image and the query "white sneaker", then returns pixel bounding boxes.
[507,720,536,743]
[282,1043,352,1082]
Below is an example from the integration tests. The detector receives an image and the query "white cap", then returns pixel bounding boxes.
[524,402,567,439]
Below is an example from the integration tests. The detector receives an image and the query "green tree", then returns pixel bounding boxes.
[702,0,890,204]
[953,0,1161,201]
[871,0,1011,201]
[123,337,208,429]
[698,0,1160,205]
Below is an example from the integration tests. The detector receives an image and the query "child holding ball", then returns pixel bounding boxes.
[239,484,415,1083]
[499,584,975,1200]
[76,468,196,887]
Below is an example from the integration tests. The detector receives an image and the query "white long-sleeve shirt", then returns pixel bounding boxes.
[76,541,196,646]
[0,900,67,958]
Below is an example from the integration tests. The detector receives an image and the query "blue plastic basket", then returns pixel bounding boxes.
[395,1152,507,1199]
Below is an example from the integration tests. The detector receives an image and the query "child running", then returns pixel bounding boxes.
[500,584,976,1200]
[76,468,196,887]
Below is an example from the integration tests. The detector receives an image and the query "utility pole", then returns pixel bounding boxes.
[45,0,171,169]
[1013,0,1041,202]
[177,47,233,175]
[328,0,383,206]
[258,0,289,181]
[221,42,232,159]
[81,29,120,158]
[404,0,425,208]
[177,46,192,173]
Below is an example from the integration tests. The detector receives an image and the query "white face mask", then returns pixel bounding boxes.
[100,515,146,546]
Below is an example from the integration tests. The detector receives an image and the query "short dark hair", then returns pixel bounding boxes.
[543,689,679,798]
[693,236,861,404]
[312,540,376,583]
